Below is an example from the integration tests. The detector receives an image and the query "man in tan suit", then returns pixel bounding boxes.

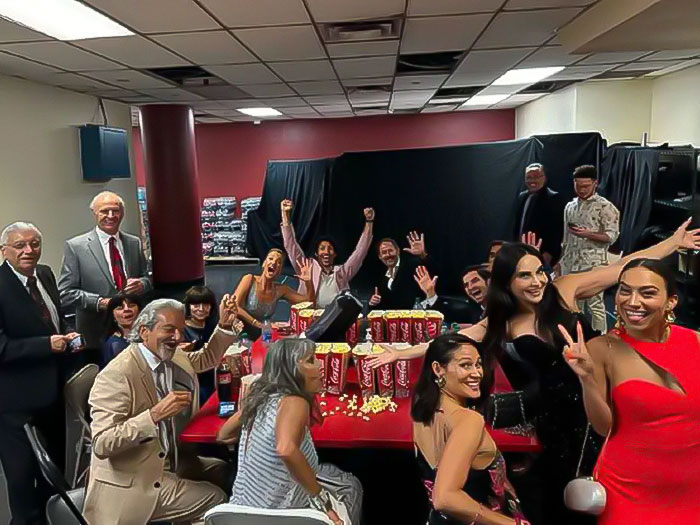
[84,294,241,524]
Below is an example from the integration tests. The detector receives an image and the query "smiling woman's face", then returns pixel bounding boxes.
[262,251,284,279]
[433,344,483,401]
[510,254,548,307]
[615,267,677,331]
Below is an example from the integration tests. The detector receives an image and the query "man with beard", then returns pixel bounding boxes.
[83,295,241,524]
[281,199,374,308]
[369,233,430,310]
[414,264,490,323]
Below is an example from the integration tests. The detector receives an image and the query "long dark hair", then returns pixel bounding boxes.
[239,338,320,430]
[105,292,144,338]
[411,334,484,425]
[618,258,677,297]
[482,242,571,395]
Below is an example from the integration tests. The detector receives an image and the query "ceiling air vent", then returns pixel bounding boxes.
[432,86,484,99]
[319,18,402,43]
[146,66,224,87]
[397,51,464,74]
[520,80,574,94]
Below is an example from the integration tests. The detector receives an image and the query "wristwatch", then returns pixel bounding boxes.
[309,488,333,513]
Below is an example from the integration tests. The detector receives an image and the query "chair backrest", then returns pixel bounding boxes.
[204,504,334,525]
[24,424,89,525]
[64,364,99,431]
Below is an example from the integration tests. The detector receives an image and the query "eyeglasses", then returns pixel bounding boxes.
[7,240,41,250]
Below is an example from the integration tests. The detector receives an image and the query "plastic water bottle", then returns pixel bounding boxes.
[261,318,272,346]
[413,297,422,310]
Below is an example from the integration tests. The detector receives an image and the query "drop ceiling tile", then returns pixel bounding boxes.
[548,64,615,80]
[354,108,388,115]
[333,56,396,79]
[615,60,682,72]
[204,63,280,85]
[519,46,585,67]
[240,83,296,97]
[233,26,325,61]
[91,88,141,99]
[498,93,546,105]
[281,106,321,115]
[456,104,491,111]
[121,95,162,103]
[0,18,53,44]
[268,60,336,82]
[204,109,248,117]
[391,89,434,107]
[83,0,219,33]
[137,88,205,101]
[421,104,458,112]
[348,91,391,105]
[640,49,700,61]
[198,0,309,27]
[74,36,188,68]
[196,117,233,123]
[408,0,499,16]
[38,72,115,90]
[444,71,502,87]
[394,74,448,90]
[315,104,352,113]
[0,52,62,77]
[401,14,492,54]
[505,0,594,8]
[342,76,393,87]
[303,95,349,104]
[477,83,530,95]
[214,99,259,108]
[187,84,252,99]
[327,41,399,58]
[447,47,536,87]
[0,42,122,71]
[305,0,405,22]
[257,96,309,107]
[152,31,256,65]
[474,8,582,49]
[578,51,652,65]
[290,80,344,95]
[82,69,173,89]
[190,101,228,110]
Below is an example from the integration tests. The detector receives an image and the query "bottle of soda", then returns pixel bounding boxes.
[261,317,273,346]
[216,360,232,402]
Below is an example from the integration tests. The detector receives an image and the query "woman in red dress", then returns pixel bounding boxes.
[561,258,700,524]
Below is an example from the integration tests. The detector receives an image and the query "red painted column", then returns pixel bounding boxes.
[139,105,203,285]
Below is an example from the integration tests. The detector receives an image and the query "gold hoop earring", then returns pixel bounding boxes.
[614,306,625,330]
[435,376,447,389]
[665,309,676,325]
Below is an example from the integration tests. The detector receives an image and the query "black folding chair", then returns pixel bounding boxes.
[24,423,88,525]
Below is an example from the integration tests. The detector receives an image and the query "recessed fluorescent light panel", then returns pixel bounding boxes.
[462,94,509,106]
[492,66,565,86]
[236,107,282,117]
[0,0,133,40]
[428,97,469,104]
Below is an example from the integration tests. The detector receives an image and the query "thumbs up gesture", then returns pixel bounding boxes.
[369,287,382,307]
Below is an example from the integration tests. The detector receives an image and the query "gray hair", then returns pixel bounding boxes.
[128,298,185,342]
[525,162,545,175]
[0,222,42,246]
[239,338,317,429]
[90,191,125,212]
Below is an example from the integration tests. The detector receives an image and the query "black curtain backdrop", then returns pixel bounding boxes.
[598,146,660,254]
[247,133,604,296]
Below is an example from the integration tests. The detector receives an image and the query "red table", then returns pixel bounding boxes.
[181,338,541,453]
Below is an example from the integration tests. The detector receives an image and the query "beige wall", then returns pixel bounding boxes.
[0,74,138,273]
[515,85,576,138]
[650,63,700,146]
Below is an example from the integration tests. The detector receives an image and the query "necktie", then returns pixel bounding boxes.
[519,193,535,237]
[155,362,177,470]
[26,276,55,331]
[108,237,126,290]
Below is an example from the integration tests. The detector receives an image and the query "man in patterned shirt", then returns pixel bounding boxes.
[558,165,620,332]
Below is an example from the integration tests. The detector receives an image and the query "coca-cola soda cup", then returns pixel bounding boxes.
[411,311,427,344]
[240,346,252,376]
[290,301,312,334]
[384,311,402,343]
[372,345,395,397]
[398,311,412,343]
[394,360,410,398]
[352,343,376,399]
[345,314,362,346]
[367,311,385,342]
[326,343,351,395]
[298,309,315,333]
[315,343,332,392]
[426,310,445,339]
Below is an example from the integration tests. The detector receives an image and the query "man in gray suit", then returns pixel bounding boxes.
[59,191,152,350]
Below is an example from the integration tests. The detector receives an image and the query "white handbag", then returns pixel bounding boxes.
[563,425,607,516]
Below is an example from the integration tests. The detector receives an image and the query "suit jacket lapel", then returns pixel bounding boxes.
[119,233,136,277]
[0,262,54,333]
[129,344,159,407]
[87,232,113,284]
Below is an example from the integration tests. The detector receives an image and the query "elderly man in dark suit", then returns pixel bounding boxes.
[0,222,82,525]
[514,163,566,266]
[59,191,152,352]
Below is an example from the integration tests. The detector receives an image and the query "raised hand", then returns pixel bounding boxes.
[369,287,382,307]
[295,257,313,282]
[673,218,700,251]
[366,344,399,369]
[281,199,293,215]
[521,231,543,251]
[364,207,375,222]
[558,322,595,381]
[150,391,192,423]
[414,265,437,299]
[404,231,427,258]
[218,293,238,329]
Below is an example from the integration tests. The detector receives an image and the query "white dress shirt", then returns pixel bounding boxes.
[137,343,173,395]
[385,257,401,291]
[316,272,341,308]
[95,227,128,281]
[9,264,60,332]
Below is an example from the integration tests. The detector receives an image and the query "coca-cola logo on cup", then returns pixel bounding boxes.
[396,363,408,383]
[330,357,341,383]
[400,323,410,340]
[360,359,372,384]
[379,366,391,386]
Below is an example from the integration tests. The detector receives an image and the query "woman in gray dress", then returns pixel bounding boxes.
[218,338,362,524]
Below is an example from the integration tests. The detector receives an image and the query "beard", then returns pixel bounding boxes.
[155,341,178,361]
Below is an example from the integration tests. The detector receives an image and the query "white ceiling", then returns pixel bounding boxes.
[0,0,697,124]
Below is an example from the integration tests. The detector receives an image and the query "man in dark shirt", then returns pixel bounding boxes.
[415,264,489,324]
[514,163,565,265]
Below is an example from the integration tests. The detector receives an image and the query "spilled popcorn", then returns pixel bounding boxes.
[318,393,398,422]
